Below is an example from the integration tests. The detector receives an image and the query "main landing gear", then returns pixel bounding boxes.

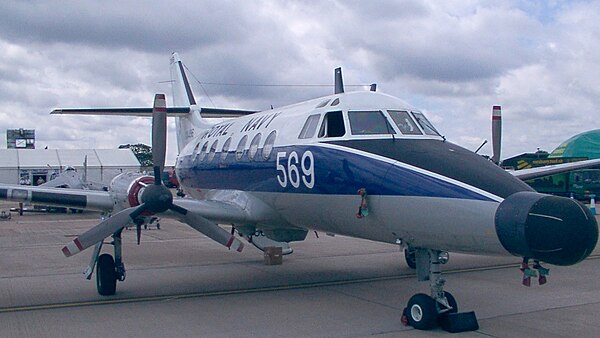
[404,247,416,269]
[402,249,478,332]
[84,230,126,296]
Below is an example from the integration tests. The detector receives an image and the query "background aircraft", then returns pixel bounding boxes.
[0,53,598,331]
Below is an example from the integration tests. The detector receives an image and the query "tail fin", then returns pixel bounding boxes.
[170,53,197,107]
[169,53,213,152]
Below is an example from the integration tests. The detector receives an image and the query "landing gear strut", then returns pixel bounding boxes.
[402,249,477,332]
[88,230,126,296]
[404,247,416,269]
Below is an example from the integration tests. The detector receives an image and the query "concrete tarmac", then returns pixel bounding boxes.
[1,201,600,337]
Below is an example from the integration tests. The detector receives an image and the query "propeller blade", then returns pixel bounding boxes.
[182,211,244,252]
[152,93,167,175]
[491,105,502,164]
[62,207,137,257]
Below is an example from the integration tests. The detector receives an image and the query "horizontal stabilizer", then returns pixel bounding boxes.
[51,107,258,118]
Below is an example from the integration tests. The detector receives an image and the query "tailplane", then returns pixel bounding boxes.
[51,53,258,153]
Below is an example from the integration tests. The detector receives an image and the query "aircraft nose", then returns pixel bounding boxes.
[495,191,598,266]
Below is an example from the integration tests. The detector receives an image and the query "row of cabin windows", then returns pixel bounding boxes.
[298,110,439,139]
[193,130,277,163]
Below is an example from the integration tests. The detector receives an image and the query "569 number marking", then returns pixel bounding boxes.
[276,151,314,189]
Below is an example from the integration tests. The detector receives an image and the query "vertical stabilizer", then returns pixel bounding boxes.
[169,53,212,152]
[491,105,502,164]
[170,53,196,107]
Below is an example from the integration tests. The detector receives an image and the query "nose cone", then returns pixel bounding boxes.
[495,191,598,266]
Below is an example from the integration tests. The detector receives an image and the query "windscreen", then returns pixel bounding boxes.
[348,111,395,135]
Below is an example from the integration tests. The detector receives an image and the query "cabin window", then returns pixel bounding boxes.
[220,137,231,161]
[388,110,422,135]
[263,131,277,160]
[298,114,321,139]
[199,141,209,161]
[248,133,261,160]
[318,111,345,138]
[348,110,395,135]
[208,140,218,162]
[411,111,440,136]
[192,142,202,161]
[235,135,248,160]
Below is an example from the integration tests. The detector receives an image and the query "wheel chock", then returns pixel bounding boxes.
[439,311,479,333]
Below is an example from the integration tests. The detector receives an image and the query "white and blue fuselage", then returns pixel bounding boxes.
[176,91,532,257]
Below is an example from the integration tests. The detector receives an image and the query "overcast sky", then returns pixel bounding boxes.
[1,0,599,165]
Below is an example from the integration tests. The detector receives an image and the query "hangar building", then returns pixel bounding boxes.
[0,148,140,186]
[548,129,600,159]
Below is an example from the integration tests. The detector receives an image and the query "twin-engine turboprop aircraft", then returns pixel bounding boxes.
[1,53,599,331]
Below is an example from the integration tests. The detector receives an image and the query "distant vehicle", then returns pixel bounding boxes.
[161,170,179,188]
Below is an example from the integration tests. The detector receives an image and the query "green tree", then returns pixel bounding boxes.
[119,143,152,167]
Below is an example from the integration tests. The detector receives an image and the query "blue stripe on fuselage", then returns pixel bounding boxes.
[177,144,494,201]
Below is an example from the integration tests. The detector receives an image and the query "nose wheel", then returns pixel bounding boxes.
[402,249,477,332]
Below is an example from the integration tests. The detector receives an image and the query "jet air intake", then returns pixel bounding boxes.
[495,191,598,266]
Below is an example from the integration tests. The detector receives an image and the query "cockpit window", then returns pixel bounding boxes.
[388,110,422,135]
[348,110,395,135]
[298,114,321,139]
[411,112,440,136]
[318,111,345,138]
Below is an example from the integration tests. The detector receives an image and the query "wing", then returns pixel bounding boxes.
[0,184,114,212]
[510,158,600,181]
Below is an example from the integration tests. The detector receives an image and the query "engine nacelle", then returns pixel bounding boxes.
[109,172,155,211]
[495,191,598,266]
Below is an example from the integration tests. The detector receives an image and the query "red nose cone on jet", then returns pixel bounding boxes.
[495,191,598,266]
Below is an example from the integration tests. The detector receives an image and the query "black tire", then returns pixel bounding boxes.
[404,248,416,269]
[406,293,438,330]
[96,254,117,296]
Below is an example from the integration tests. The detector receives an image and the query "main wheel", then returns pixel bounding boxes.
[96,254,117,296]
[404,248,416,269]
[405,293,438,330]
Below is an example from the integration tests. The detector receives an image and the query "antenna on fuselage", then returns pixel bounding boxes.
[334,67,344,94]
[370,83,377,92]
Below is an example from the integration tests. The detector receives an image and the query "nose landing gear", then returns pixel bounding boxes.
[84,229,126,296]
[401,249,478,332]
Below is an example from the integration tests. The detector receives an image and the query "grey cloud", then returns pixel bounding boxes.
[0,1,253,52]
